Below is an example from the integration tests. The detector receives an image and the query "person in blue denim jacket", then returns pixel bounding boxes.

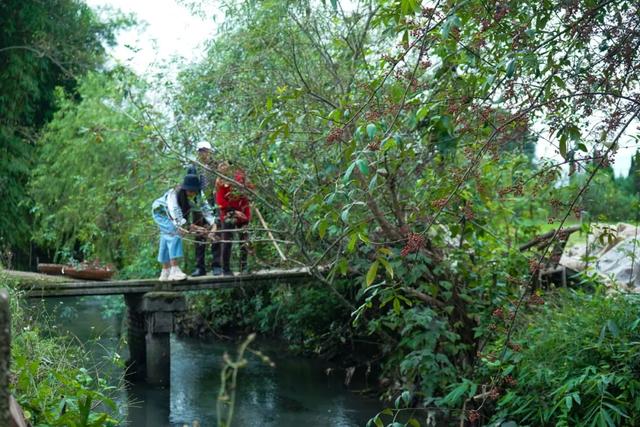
[151,173,216,281]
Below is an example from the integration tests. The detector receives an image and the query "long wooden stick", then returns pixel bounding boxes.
[254,206,287,261]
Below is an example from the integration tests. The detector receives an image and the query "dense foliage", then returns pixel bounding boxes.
[3,0,640,425]
[0,0,129,265]
[4,277,119,426]
[30,69,178,273]
[485,290,640,426]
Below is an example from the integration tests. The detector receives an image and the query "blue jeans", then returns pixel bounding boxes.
[152,208,183,263]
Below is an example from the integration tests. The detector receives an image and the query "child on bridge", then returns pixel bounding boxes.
[152,173,216,281]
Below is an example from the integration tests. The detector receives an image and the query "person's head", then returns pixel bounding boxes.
[218,160,231,176]
[196,140,213,163]
[181,173,201,196]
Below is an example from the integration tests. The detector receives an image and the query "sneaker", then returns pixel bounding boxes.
[159,268,170,281]
[211,267,223,276]
[191,267,206,277]
[169,266,188,281]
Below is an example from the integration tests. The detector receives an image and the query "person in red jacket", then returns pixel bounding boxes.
[212,161,252,275]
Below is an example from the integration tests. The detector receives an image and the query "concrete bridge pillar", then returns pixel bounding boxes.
[124,294,146,381]
[125,292,186,386]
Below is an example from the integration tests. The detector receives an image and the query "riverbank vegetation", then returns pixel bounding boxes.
[3,0,640,425]
[2,275,120,426]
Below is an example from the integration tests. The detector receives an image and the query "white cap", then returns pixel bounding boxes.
[196,140,212,151]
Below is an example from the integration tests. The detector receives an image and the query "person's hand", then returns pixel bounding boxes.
[235,211,248,222]
[177,227,189,236]
[191,224,209,236]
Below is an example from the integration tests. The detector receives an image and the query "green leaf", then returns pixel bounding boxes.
[607,319,619,337]
[379,257,394,279]
[341,206,351,222]
[366,261,379,286]
[382,137,397,152]
[441,382,469,406]
[559,134,567,159]
[368,174,378,192]
[393,297,401,313]
[416,106,430,121]
[318,219,328,239]
[343,161,357,183]
[506,59,516,78]
[401,390,411,405]
[565,395,573,410]
[328,108,341,121]
[367,123,377,139]
[347,233,358,252]
[356,159,369,175]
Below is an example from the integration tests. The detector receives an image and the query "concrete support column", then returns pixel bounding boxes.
[124,294,146,381]
[0,289,9,427]
[141,293,186,386]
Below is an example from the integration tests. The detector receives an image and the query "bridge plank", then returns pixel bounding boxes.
[13,268,316,298]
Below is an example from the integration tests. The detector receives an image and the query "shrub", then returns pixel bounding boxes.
[5,279,120,426]
[484,290,640,426]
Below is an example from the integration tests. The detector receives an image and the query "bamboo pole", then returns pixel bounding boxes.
[253,206,287,261]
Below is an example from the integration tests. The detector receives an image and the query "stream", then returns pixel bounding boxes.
[33,295,382,426]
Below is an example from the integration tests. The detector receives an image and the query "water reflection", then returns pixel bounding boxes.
[35,296,381,426]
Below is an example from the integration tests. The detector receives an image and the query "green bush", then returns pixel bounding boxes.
[6,284,120,427]
[180,283,350,354]
[484,290,640,426]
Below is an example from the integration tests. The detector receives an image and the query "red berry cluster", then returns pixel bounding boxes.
[463,201,474,220]
[528,294,545,305]
[494,4,510,22]
[367,141,380,151]
[489,388,501,400]
[401,233,425,257]
[468,409,480,422]
[492,307,504,318]
[421,6,434,17]
[529,258,543,273]
[326,127,344,144]
[507,341,522,352]
[365,110,382,121]
[506,275,524,286]
[503,375,518,387]
[431,197,448,209]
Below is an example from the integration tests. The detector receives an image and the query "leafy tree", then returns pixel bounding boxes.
[169,0,640,421]
[0,0,128,265]
[30,68,177,271]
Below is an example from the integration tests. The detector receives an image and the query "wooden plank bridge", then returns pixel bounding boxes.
[5,268,317,298]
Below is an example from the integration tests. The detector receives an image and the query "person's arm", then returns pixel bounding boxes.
[166,189,187,228]
[234,198,251,223]
[200,194,216,226]
[242,201,251,222]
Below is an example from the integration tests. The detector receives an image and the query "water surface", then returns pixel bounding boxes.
[35,296,381,426]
